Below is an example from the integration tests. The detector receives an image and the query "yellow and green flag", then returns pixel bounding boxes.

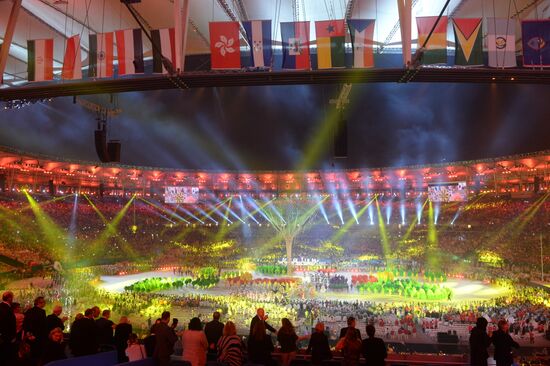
[315,20,346,69]
[416,16,448,64]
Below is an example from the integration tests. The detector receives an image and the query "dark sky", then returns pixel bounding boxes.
[0,82,549,171]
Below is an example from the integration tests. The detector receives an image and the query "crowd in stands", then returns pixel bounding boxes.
[1,291,390,366]
[0,193,547,271]
[4,288,545,366]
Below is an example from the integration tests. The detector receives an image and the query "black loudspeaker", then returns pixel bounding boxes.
[0,175,5,192]
[94,130,110,163]
[334,117,348,158]
[534,176,541,193]
[99,183,104,198]
[48,179,55,196]
[107,140,121,163]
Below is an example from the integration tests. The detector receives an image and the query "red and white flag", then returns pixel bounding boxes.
[27,39,53,82]
[151,28,176,73]
[115,29,144,75]
[62,35,82,80]
[88,32,114,78]
[209,21,241,69]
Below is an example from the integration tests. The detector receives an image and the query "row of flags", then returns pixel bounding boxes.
[26,17,550,82]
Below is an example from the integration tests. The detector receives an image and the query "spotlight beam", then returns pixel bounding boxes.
[332,197,376,243]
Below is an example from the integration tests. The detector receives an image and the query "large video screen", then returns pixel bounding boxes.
[164,186,199,204]
[428,182,467,202]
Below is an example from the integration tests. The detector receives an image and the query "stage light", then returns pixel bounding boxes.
[346,199,359,225]
[400,200,406,225]
[368,204,374,225]
[385,198,392,225]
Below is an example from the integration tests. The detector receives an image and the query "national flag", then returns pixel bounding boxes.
[242,20,272,68]
[453,18,483,66]
[487,18,516,68]
[62,35,82,80]
[521,20,550,67]
[88,32,114,78]
[209,21,241,70]
[115,29,144,75]
[27,39,53,82]
[315,19,346,69]
[348,19,376,68]
[151,28,176,73]
[416,16,448,64]
[281,21,311,70]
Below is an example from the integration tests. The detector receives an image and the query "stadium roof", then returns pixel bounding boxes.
[1,144,548,192]
[1,0,549,83]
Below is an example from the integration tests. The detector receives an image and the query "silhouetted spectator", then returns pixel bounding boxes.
[70,308,98,356]
[339,316,361,339]
[151,311,178,366]
[45,305,67,333]
[96,309,114,346]
[204,311,224,352]
[23,296,47,359]
[114,316,133,362]
[41,327,66,365]
[0,291,16,365]
[307,322,332,365]
[469,317,491,366]
[361,324,387,366]
[492,320,519,366]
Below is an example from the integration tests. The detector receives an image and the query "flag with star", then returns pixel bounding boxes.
[348,19,376,68]
[281,21,311,70]
[242,20,272,68]
[315,19,346,69]
[522,20,550,67]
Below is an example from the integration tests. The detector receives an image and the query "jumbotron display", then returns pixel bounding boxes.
[428,182,468,202]
[164,186,199,204]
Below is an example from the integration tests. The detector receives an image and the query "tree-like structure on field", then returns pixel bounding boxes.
[263,198,319,274]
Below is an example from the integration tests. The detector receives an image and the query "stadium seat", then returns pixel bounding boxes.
[44,351,118,366]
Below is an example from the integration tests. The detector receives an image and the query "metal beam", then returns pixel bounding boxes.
[2,68,550,101]
[0,0,22,84]
[216,0,250,48]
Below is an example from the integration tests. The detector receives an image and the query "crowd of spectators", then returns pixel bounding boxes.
[0,290,391,366]
[0,193,547,271]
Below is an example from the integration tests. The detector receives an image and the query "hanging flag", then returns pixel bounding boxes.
[115,29,144,75]
[487,18,516,68]
[88,32,114,78]
[315,19,346,69]
[281,21,311,70]
[522,20,550,67]
[416,16,448,64]
[348,19,376,68]
[242,20,272,68]
[151,28,176,73]
[209,21,241,70]
[453,18,483,66]
[27,39,53,82]
[62,35,82,80]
